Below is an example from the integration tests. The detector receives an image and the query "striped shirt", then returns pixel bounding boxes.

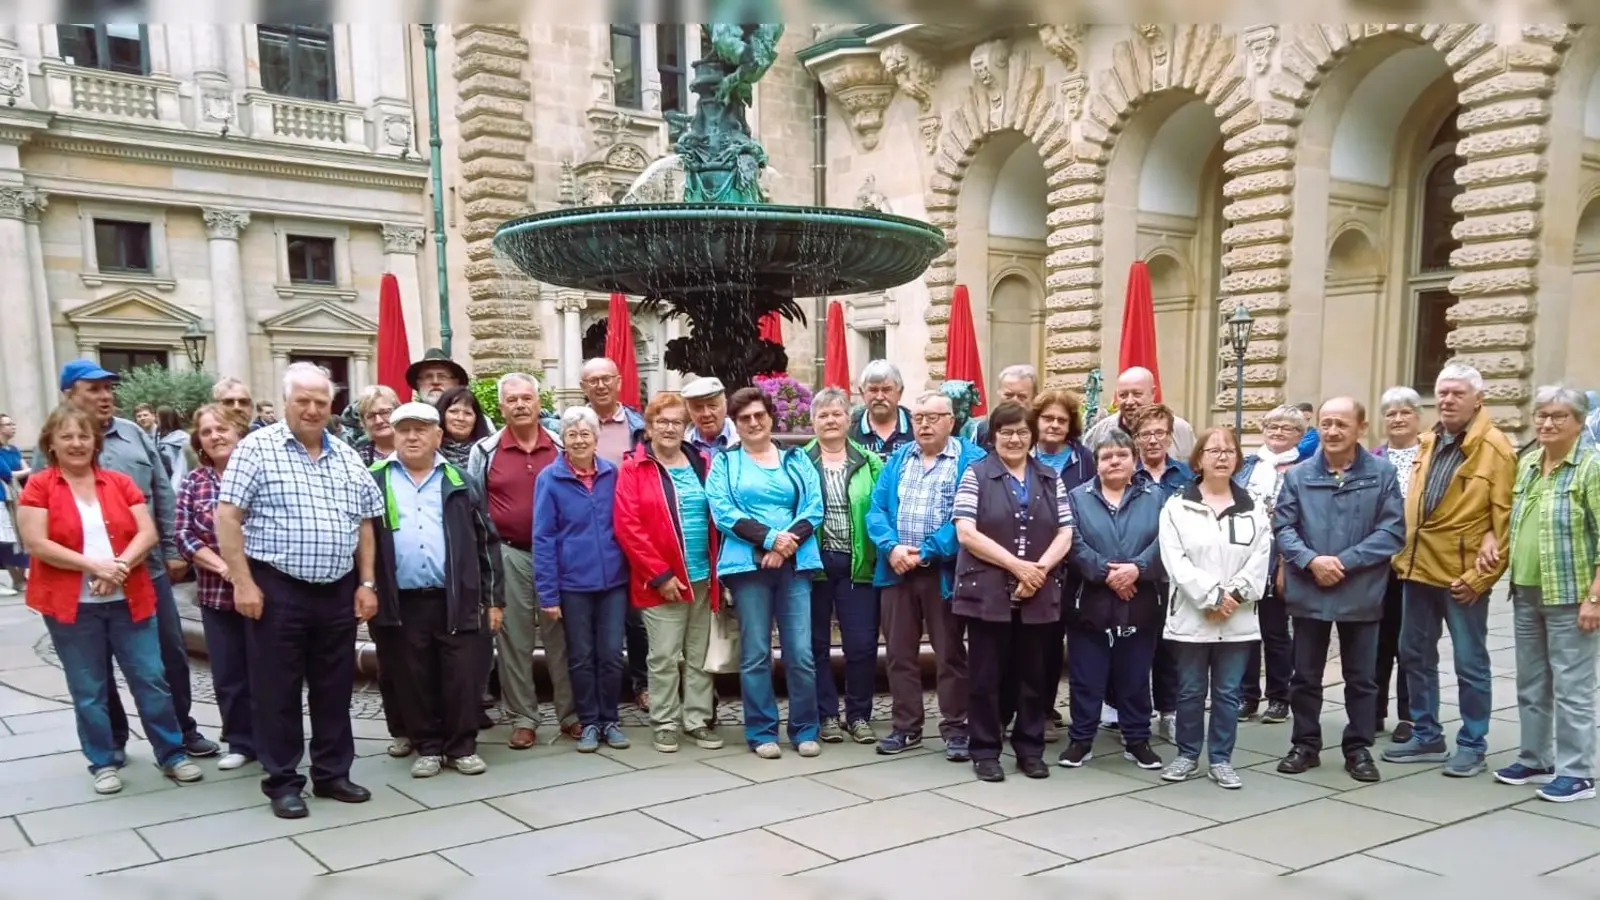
[1510,443,1600,606]
[666,463,712,583]
[1421,426,1466,518]
[819,461,852,553]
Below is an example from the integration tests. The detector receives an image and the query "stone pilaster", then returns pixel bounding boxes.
[201,208,252,381]
[0,186,45,432]
[381,223,426,357]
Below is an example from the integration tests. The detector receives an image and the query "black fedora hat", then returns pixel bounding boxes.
[406,348,470,392]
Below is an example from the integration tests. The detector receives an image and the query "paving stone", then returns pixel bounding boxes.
[1130,765,1335,822]
[987,795,1215,861]
[117,836,328,876]
[644,776,864,838]
[490,761,749,828]
[442,811,693,875]
[1332,750,1529,824]
[808,750,974,800]
[0,816,26,851]
[803,827,1067,878]
[1292,852,1443,881]
[934,763,1150,818]
[0,828,156,876]
[1367,809,1600,876]
[294,801,528,871]
[0,686,66,717]
[702,739,926,784]
[767,791,1001,860]
[573,828,831,876]
[0,709,76,735]
[329,852,472,882]
[596,735,749,770]
[0,728,83,763]
[1049,835,1288,875]
[1546,852,1600,878]
[1187,797,1434,869]
[0,667,69,702]
[139,783,425,858]
[387,748,629,808]
[1516,795,1600,829]
[18,771,266,844]
[1246,748,1441,791]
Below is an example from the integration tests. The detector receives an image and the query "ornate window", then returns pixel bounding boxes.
[57,24,148,75]
[1407,109,1463,395]
[258,25,336,102]
[93,219,152,274]
[610,25,642,109]
[287,235,336,285]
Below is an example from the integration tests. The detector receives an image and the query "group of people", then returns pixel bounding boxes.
[5,343,1600,819]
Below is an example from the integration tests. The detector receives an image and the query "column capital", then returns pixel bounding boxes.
[381,223,425,255]
[202,208,251,240]
[0,185,44,221]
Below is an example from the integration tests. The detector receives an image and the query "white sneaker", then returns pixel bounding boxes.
[0,586,17,597]
[754,742,782,759]
[410,755,443,778]
[447,754,487,775]
[387,737,413,758]
[797,740,821,758]
[92,766,122,794]
[164,760,204,784]
[1156,713,1177,743]
[216,752,252,771]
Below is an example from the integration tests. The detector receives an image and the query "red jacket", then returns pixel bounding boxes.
[19,468,157,624]
[613,442,722,610]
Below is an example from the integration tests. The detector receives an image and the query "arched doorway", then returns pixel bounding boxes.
[581,317,652,404]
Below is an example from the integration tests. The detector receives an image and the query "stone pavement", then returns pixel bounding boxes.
[0,587,1594,880]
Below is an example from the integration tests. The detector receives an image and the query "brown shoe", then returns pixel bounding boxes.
[508,727,537,750]
[635,691,651,710]
[561,721,584,741]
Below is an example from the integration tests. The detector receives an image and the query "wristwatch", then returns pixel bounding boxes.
[360,580,377,591]
[1587,594,1599,605]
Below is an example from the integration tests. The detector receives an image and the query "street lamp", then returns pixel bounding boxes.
[1226,303,1253,436]
[420,24,452,356]
[182,322,208,371]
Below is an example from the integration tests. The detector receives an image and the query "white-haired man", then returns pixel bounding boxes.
[850,359,914,460]
[467,373,578,749]
[212,377,254,425]
[1082,367,1195,458]
[1383,363,1515,778]
[974,364,1038,448]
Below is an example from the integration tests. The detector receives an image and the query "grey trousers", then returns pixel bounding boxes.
[498,546,576,730]
[641,581,716,733]
[1513,586,1599,779]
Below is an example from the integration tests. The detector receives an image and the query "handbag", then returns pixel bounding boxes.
[703,598,741,675]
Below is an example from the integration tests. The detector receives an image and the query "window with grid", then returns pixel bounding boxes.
[258,25,336,102]
[286,235,336,285]
[1408,109,1464,395]
[93,219,153,274]
[100,347,168,376]
[862,328,887,363]
[57,24,148,75]
[657,25,688,114]
[610,24,641,109]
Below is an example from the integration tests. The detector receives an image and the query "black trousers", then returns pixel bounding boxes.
[391,591,480,759]
[1289,617,1379,757]
[1003,617,1066,726]
[969,612,1054,763]
[1242,587,1293,705]
[624,606,650,697]
[244,561,357,798]
[1374,573,1412,727]
[1152,636,1179,714]
[370,623,408,740]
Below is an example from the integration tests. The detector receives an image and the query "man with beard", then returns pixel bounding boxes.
[850,360,914,460]
[406,349,470,404]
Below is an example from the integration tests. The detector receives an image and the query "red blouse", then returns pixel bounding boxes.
[19,468,157,624]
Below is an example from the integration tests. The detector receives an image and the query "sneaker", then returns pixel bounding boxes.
[1538,776,1597,803]
[447,754,487,775]
[1390,721,1415,743]
[163,759,204,784]
[602,724,631,749]
[652,729,680,753]
[1494,762,1557,786]
[944,734,971,762]
[1210,763,1243,789]
[410,755,442,778]
[754,741,782,759]
[797,740,821,758]
[1161,756,1200,782]
[818,719,846,743]
[1155,712,1176,743]
[1381,738,1450,764]
[876,730,923,755]
[216,752,253,771]
[1239,698,1261,720]
[1123,740,1164,770]
[387,737,414,758]
[1058,740,1094,768]
[576,725,600,753]
[184,736,221,758]
[1259,701,1289,724]
[1441,749,1487,778]
[686,726,724,750]
[848,720,877,744]
[92,766,122,795]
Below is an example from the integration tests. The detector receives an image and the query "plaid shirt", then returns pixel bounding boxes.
[1511,443,1600,606]
[175,466,232,611]
[219,422,386,584]
[895,438,961,549]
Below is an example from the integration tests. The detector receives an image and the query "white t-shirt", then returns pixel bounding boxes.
[76,496,125,605]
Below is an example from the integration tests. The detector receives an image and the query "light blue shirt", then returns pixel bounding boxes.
[667,463,712,583]
[387,454,448,591]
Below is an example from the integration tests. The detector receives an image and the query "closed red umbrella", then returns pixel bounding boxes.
[376,273,411,396]
[604,292,642,409]
[1119,260,1162,402]
[823,300,850,391]
[944,284,987,416]
[758,310,784,345]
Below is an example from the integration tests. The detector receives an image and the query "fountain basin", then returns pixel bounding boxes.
[493,202,947,299]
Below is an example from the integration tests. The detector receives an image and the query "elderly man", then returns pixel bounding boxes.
[407,348,470,404]
[1383,364,1515,778]
[1082,367,1195,458]
[468,373,579,748]
[39,360,217,760]
[212,377,254,423]
[369,402,503,779]
[866,390,986,759]
[1274,397,1406,784]
[683,376,737,454]
[216,362,387,819]
[851,360,915,460]
[972,364,1038,449]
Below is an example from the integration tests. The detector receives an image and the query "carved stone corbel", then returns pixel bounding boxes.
[970,37,1014,125]
[879,42,941,154]
[1243,25,1278,75]
[1135,24,1170,88]
[807,47,897,151]
[1038,25,1088,74]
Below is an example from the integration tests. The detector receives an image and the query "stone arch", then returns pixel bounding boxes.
[1267,23,1575,430]
[1144,249,1191,298]
[1326,222,1384,281]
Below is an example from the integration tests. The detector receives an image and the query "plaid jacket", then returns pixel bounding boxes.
[1511,443,1600,606]
[175,466,233,611]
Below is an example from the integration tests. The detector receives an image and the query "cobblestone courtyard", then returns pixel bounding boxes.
[0,585,1594,879]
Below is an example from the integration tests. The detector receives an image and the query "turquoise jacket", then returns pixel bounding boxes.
[706,444,825,577]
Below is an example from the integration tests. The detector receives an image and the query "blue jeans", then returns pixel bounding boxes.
[200,606,255,759]
[1173,641,1252,764]
[1399,580,1492,754]
[45,601,187,771]
[561,587,628,728]
[727,563,819,747]
[810,551,879,725]
[107,571,198,746]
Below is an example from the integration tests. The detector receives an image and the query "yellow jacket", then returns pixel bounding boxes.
[1393,410,1515,593]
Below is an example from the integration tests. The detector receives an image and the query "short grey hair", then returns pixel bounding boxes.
[1435,363,1485,395]
[1092,429,1137,458]
[354,384,400,417]
[559,405,601,438]
[1260,405,1308,433]
[1379,386,1422,413]
[911,390,952,413]
[998,364,1037,388]
[810,387,851,416]
[211,377,250,401]
[859,359,903,390]
[497,372,540,404]
[281,361,333,400]
[1533,384,1590,418]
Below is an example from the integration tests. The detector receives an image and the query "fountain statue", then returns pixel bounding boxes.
[493,23,946,390]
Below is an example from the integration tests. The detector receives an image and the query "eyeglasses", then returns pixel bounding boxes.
[364,408,395,422]
[1203,447,1238,458]
[1535,411,1574,424]
[220,398,250,408]
[911,413,951,425]
[581,376,618,387]
[995,428,1031,441]
[1038,414,1071,425]
[1263,423,1301,434]
[735,411,769,424]
[1136,430,1169,441]
[653,419,686,430]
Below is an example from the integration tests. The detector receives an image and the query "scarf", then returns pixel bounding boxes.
[1246,445,1298,508]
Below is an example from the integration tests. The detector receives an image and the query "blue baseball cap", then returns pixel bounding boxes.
[59,359,120,392]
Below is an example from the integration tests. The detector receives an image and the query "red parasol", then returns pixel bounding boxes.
[376,273,411,396]
[944,284,988,416]
[1119,260,1162,402]
[604,292,642,409]
[823,300,850,391]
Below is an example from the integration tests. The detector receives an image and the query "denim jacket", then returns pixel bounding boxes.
[1273,447,1406,622]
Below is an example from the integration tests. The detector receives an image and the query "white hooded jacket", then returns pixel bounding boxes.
[1158,480,1272,643]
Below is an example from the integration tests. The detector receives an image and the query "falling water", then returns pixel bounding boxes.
[619,153,684,204]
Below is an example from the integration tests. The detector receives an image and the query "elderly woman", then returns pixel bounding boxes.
[1372,387,1422,742]
[1494,387,1600,803]
[175,405,256,771]
[804,387,883,745]
[1234,403,1307,725]
[954,402,1075,782]
[614,393,725,754]
[17,405,203,793]
[707,387,825,759]
[435,386,493,467]
[1158,425,1272,789]
[354,385,400,465]
[1059,430,1167,772]
[533,406,631,753]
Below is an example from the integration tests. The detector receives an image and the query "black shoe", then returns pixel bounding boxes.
[1276,746,1321,774]
[270,794,309,819]
[478,711,495,731]
[974,758,1005,782]
[1123,740,1164,770]
[1345,750,1382,783]
[1390,721,1415,743]
[311,778,371,804]
[1048,709,1064,727]
[1260,701,1290,724]
[1019,757,1051,779]
[184,736,221,758]
[1058,740,1094,768]
[1240,699,1261,721]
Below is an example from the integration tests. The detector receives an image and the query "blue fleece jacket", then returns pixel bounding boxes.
[531,454,629,607]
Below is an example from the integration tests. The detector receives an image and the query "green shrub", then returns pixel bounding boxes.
[469,377,555,428]
[113,366,216,420]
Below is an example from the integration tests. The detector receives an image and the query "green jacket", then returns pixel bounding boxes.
[803,438,883,583]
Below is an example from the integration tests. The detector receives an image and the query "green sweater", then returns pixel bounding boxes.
[804,438,884,584]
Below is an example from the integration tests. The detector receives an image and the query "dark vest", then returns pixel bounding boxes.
[953,455,1064,624]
